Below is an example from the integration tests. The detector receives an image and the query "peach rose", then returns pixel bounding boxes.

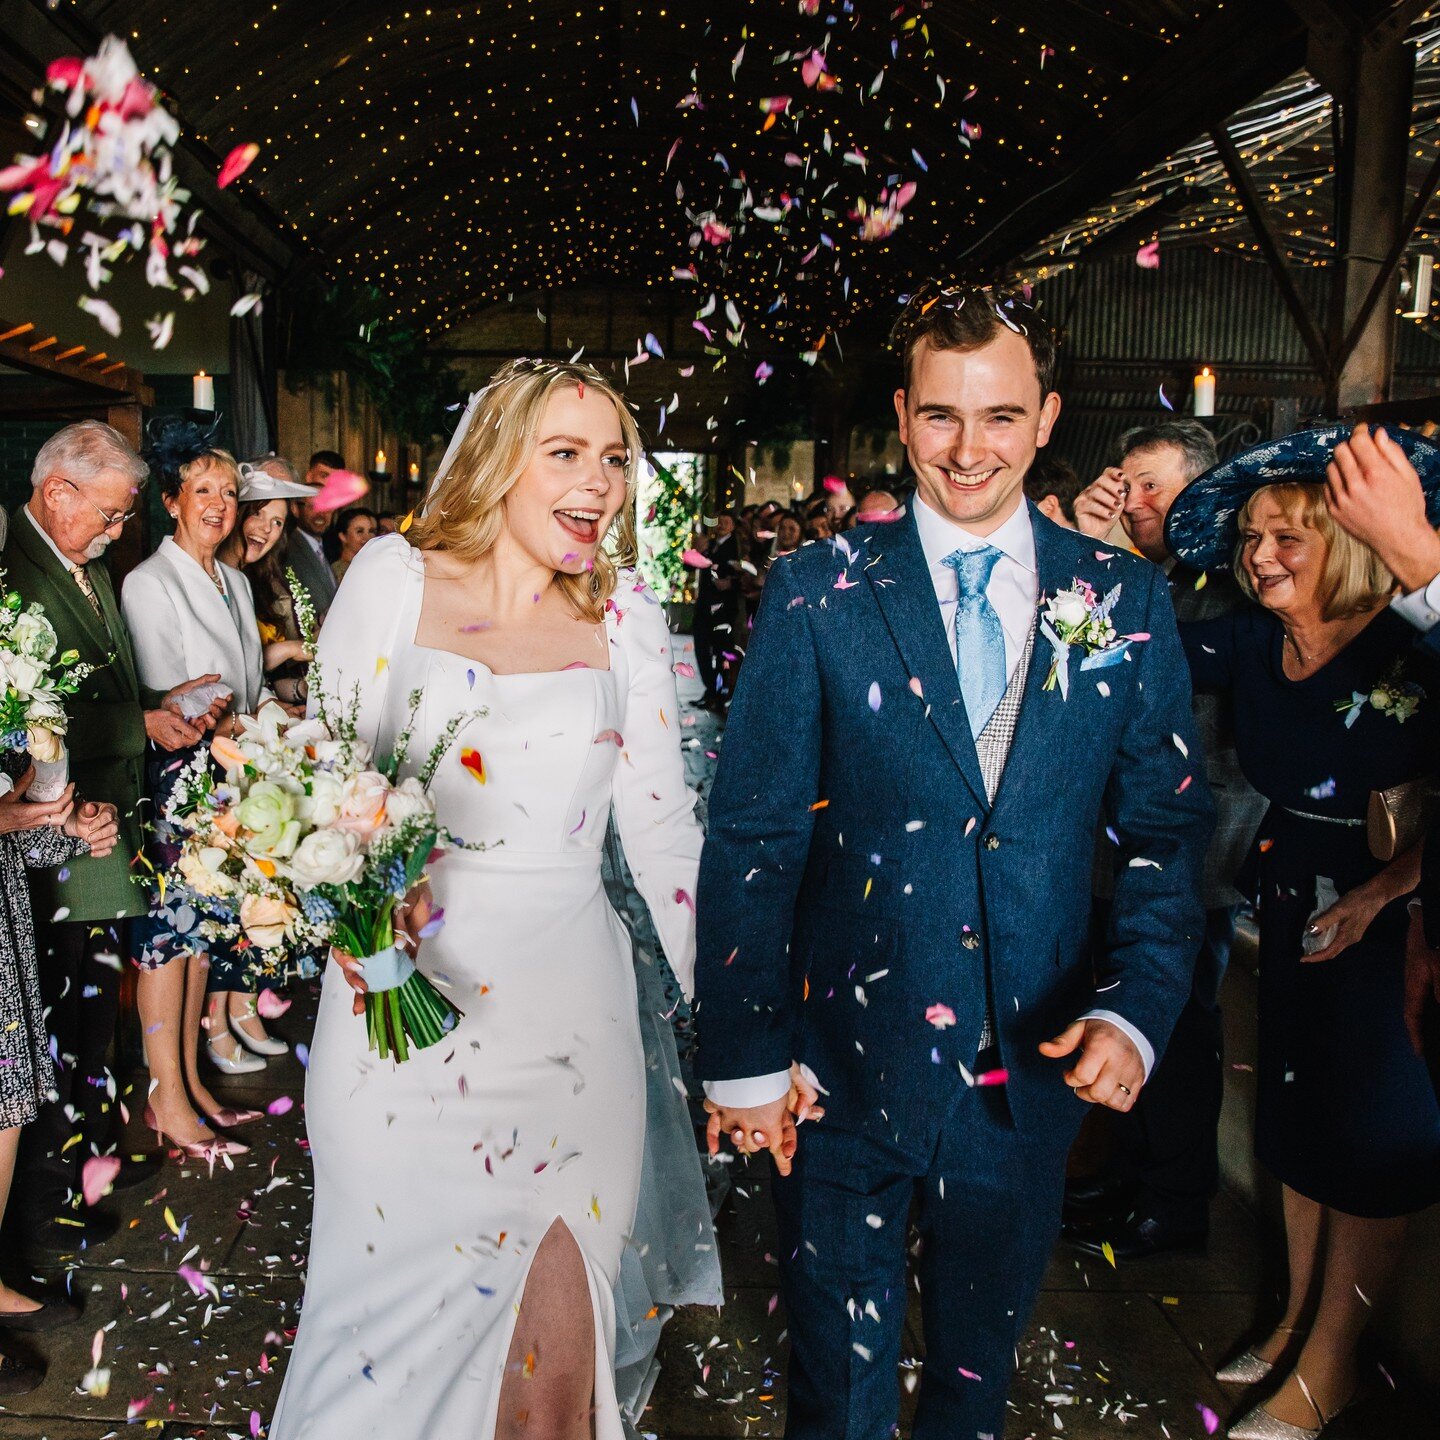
[239,892,299,950]
[332,771,392,841]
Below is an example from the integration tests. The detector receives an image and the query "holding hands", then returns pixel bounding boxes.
[704,1062,826,1177]
[146,673,230,750]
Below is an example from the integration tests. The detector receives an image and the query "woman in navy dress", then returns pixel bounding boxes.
[1176,478,1440,1440]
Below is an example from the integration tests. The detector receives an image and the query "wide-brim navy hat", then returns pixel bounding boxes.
[1165,424,1440,572]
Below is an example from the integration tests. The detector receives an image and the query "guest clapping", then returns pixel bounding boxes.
[122,424,276,1158]
[1166,429,1440,1440]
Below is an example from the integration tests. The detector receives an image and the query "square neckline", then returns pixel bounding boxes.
[405,546,614,677]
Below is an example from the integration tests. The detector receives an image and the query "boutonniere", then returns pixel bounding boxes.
[1336,661,1425,728]
[1040,579,1143,698]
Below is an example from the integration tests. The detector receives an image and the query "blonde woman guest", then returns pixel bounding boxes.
[271,360,705,1440]
[1166,431,1440,1440]
[121,424,273,1158]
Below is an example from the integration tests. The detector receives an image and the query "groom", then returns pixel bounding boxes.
[694,283,1213,1439]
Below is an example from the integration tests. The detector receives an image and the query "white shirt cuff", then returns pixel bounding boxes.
[1389,573,1440,632]
[1079,1010,1155,1081]
[703,1071,792,1108]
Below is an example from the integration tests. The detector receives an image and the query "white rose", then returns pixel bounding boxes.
[285,828,365,888]
[297,772,344,827]
[1049,590,1091,629]
[178,844,234,898]
[6,655,44,694]
[381,776,433,831]
[26,689,65,726]
[333,770,393,841]
[11,611,56,661]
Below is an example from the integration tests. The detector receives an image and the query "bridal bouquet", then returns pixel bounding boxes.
[0,575,102,799]
[163,690,481,1062]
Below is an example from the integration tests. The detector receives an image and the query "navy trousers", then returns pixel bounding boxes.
[772,1083,1082,1440]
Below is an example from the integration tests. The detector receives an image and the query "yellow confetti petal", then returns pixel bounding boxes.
[375,656,389,676]
[1101,1240,1117,1269]
[163,1206,180,1236]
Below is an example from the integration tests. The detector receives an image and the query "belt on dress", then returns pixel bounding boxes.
[1281,805,1365,827]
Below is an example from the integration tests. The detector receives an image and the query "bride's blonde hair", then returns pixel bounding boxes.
[406,359,642,622]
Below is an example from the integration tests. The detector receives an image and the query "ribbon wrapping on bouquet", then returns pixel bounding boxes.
[356,943,417,994]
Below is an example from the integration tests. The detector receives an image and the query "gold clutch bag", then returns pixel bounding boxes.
[1367,777,1438,862]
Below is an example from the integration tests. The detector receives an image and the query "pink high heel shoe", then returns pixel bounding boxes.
[143,1104,249,1158]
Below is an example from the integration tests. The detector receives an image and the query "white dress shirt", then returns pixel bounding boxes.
[705,497,1153,1112]
[1390,573,1440,633]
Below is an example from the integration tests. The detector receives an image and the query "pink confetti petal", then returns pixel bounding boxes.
[311,468,369,515]
[81,1154,121,1207]
[256,989,290,1019]
[266,1095,294,1116]
[925,1003,956,1029]
[681,548,713,569]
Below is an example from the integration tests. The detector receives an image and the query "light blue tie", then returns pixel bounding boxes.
[944,545,1007,738]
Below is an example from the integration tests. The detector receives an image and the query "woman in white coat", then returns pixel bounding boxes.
[122,429,272,1159]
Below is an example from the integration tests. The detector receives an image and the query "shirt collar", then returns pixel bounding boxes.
[24,502,82,573]
[913,491,1036,575]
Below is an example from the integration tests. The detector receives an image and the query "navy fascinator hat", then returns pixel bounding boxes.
[1164,424,1440,572]
[141,412,225,490]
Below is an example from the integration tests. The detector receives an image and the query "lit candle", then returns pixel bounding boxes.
[192,371,215,411]
[1193,367,1216,418]
[375,449,387,475]
[409,461,420,483]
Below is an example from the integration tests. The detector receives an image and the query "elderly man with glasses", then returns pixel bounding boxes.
[0,420,224,1261]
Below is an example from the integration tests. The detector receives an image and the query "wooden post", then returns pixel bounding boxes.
[1332,29,1416,411]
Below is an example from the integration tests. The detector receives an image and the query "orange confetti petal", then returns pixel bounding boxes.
[460,747,486,784]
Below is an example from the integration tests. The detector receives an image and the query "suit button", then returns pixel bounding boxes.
[984,835,1000,851]
[961,934,980,950]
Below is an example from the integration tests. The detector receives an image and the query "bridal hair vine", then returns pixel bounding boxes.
[422,356,614,509]
[142,412,224,486]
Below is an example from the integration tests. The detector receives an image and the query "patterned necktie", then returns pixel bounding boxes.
[943,545,1007,738]
[69,563,103,619]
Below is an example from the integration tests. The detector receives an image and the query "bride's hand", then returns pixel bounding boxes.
[331,946,368,1017]
[785,1062,826,1126]
[394,878,436,961]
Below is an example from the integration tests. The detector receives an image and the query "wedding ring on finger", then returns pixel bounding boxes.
[1116,1083,1132,1097]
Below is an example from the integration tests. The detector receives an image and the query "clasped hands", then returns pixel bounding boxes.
[0,764,119,856]
[707,1018,1147,1176]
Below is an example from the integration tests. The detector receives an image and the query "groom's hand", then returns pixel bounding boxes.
[704,1098,798,1176]
[1039,1017,1145,1111]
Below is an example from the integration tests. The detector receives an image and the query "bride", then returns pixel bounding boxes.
[270,359,706,1440]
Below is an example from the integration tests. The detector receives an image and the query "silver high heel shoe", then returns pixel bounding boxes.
[1216,1325,1307,1385]
[205,1037,266,1074]
[1227,1374,1354,1440]
[229,1003,289,1057]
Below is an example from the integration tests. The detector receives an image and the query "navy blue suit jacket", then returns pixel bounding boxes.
[694,502,1214,1151]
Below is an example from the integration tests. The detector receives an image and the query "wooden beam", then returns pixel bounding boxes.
[956,3,1308,273]
[0,318,153,404]
[1333,27,1416,409]
[1210,126,1336,385]
[1333,145,1440,374]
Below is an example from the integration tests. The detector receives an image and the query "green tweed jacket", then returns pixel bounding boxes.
[2,509,149,923]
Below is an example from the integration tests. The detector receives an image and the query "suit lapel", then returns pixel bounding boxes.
[990,506,1077,812]
[864,506,990,812]
[10,510,114,660]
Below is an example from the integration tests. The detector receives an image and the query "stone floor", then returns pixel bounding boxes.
[0,640,1430,1439]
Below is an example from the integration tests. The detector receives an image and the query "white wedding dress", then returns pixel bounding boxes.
[270,535,704,1440]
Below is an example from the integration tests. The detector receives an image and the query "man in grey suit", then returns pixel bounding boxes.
[1064,420,1267,1258]
[273,452,339,612]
